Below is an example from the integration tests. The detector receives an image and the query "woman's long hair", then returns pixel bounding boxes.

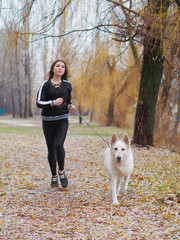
[48,59,68,80]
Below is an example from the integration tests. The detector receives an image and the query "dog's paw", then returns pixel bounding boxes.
[118,189,126,196]
[112,200,120,205]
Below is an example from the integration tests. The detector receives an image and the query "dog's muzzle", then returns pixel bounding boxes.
[117,156,121,163]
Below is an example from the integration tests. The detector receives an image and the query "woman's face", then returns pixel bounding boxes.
[53,61,65,78]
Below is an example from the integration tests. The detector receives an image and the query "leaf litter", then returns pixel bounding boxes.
[0,131,180,239]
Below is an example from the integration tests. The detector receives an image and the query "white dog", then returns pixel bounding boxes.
[104,133,134,205]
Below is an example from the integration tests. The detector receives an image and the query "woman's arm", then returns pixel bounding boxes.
[36,81,54,108]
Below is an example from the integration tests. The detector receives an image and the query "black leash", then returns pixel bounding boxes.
[74,108,110,147]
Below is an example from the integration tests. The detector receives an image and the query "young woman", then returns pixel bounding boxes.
[36,59,75,188]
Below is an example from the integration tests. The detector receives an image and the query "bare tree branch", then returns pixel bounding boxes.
[105,0,140,16]
[35,0,72,34]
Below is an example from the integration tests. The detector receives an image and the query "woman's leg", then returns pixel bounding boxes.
[42,120,57,176]
[55,118,69,172]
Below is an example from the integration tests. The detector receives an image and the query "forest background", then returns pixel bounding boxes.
[0,0,179,151]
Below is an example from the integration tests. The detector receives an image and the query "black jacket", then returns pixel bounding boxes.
[36,79,72,120]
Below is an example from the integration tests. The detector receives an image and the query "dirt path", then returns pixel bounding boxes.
[0,116,42,128]
[0,116,79,128]
[0,124,180,239]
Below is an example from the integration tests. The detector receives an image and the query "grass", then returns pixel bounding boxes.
[0,117,133,138]
[68,122,133,137]
[0,123,43,135]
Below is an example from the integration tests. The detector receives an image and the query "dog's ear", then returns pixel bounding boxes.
[122,133,130,146]
[110,133,118,145]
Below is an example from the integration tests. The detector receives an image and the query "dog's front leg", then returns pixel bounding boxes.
[117,177,123,196]
[122,175,130,193]
[111,177,119,205]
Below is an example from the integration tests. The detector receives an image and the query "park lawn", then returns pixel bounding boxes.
[0,117,132,137]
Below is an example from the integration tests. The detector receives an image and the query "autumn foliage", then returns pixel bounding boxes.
[72,44,140,128]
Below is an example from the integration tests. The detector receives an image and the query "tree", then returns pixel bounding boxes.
[72,42,139,127]
[69,0,176,146]
[1,0,35,118]
[154,0,180,149]
[66,0,178,139]
[96,0,176,146]
[103,0,171,146]
[23,0,34,118]
[132,0,177,146]
[0,0,74,117]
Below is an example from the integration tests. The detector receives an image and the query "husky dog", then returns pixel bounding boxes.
[104,133,134,205]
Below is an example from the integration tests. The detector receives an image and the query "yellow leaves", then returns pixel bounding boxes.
[23,182,31,187]
[131,174,144,181]
[73,42,140,126]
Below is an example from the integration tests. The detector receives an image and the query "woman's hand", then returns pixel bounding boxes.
[54,98,63,106]
[69,104,75,111]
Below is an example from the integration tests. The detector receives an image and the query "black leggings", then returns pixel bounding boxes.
[42,118,68,176]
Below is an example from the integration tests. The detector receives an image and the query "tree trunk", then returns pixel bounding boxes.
[24,44,28,118]
[172,0,180,139]
[107,81,127,126]
[106,57,116,125]
[15,39,23,118]
[133,0,171,146]
[90,110,94,122]
[159,43,178,113]
[24,41,33,118]
[10,60,15,118]
[24,7,33,118]
[133,37,163,146]
[24,83,28,118]
[172,83,180,138]
[43,39,48,80]
[28,64,33,117]
[78,103,83,124]
[107,95,115,126]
